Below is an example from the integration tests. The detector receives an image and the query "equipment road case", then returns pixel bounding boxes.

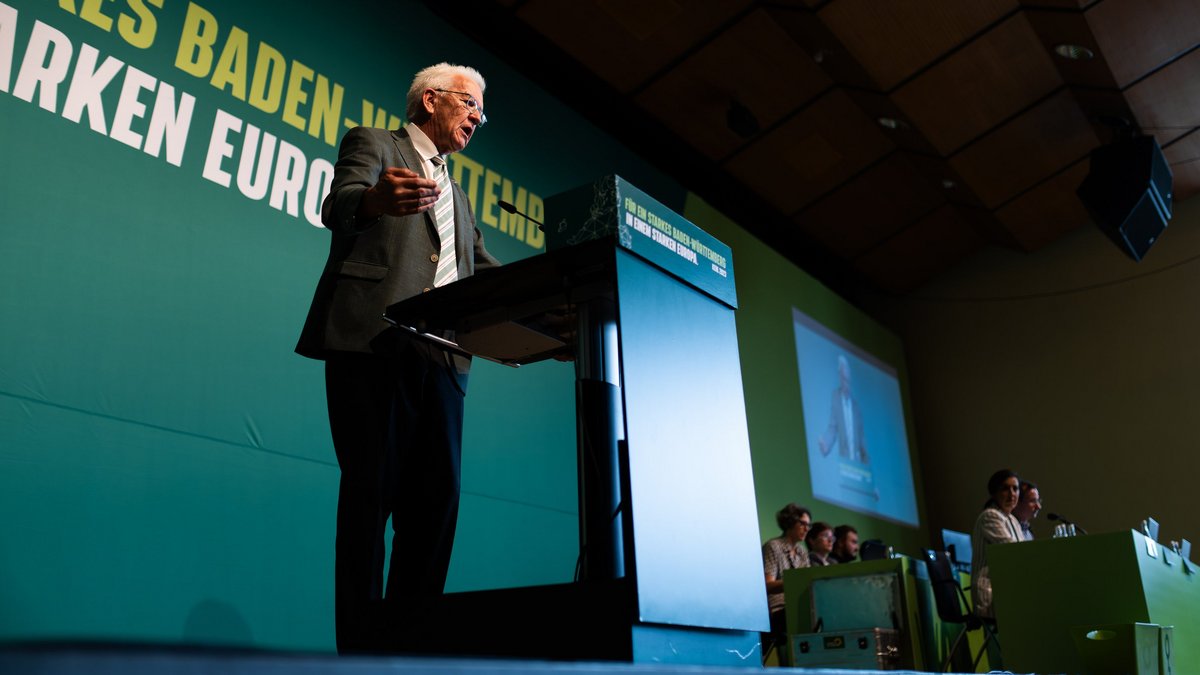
[790,627,901,669]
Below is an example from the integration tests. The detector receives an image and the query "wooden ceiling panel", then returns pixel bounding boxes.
[793,153,947,258]
[766,6,879,91]
[817,0,1018,90]
[1069,88,1139,144]
[846,90,942,156]
[457,0,1197,292]
[1125,50,1200,147]
[723,90,894,214]
[1085,0,1200,88]
[1021,8,1119,89]
[1018,0,1094,8]
[515,0,753,93]
[634,9,831,160]
[994,160,1091,250]
[949,89,1098,208]
[852,205,987,292]
[1163,131,1200,204]
[763,0,823,7]
[905,154,988,209]
[892,13,1064,155]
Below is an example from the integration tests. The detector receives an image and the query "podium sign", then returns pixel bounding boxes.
[545,175,736,308]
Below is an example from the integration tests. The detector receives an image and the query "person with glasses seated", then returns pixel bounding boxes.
[805,522,838,566]
[1012,480,1041,541]
[296,62,500,654]
[761,503,811,658]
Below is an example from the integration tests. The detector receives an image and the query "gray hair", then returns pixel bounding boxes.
[406,62,486,124]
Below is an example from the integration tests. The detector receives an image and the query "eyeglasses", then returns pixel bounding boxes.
[435,88,487,126]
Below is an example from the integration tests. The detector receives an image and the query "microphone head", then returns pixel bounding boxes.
[498,200,517,214]
[1047,512,1063,522]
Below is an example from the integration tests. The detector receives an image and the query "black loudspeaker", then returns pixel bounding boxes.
[1076,135,1173,261]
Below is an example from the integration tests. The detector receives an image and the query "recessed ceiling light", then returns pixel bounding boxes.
[1054,44,1095,60]
[726,99,760,139]
[877,117,909,131]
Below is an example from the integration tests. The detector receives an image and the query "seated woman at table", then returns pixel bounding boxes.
[805,522,838,566]
[762,503,811,655]
[971,469,1023,618]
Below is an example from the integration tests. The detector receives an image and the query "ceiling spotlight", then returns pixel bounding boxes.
[941,178,957,189]
[1054,44,1095,60]
[726,99,760,139]
[877,116,909,131]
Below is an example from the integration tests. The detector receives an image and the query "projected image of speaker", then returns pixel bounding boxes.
[1077,135,1173,262]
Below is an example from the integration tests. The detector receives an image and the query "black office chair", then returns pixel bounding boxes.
[923,549,1000,672]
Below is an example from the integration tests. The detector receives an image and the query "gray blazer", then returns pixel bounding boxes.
[296,126,500,371]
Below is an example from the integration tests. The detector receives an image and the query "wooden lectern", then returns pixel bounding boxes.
[385,177,768,665]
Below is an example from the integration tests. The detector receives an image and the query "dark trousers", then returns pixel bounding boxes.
[324,347,465,654]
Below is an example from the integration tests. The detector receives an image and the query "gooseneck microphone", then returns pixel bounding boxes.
[1047,512,1088,535]
[498,200,545,232]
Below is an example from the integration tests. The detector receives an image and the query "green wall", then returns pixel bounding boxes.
[876,193,1200,547]
[0,0,927,652]
[684,195,929,556]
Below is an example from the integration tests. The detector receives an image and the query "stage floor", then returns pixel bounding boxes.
[0,641,982,674]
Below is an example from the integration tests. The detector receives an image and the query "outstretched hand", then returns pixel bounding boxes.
[360,167,440,217]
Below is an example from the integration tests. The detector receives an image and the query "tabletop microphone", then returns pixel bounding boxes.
[1047,512,1088,535]
[498,200,545,232]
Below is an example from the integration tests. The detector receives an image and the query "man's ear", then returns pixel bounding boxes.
[422,89,438,115]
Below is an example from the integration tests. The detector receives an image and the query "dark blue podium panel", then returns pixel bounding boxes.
[615,250,768,632]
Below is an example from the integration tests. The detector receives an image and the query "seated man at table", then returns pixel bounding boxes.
[831,524,859,564]
[1012,480,1041,541]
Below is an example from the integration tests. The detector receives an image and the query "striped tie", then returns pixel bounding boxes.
[431,156,457,287]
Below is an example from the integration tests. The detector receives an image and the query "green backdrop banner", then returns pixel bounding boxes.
[0,0,925,653]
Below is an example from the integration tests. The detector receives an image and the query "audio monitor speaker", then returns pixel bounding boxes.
[1076,136,1173,262]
